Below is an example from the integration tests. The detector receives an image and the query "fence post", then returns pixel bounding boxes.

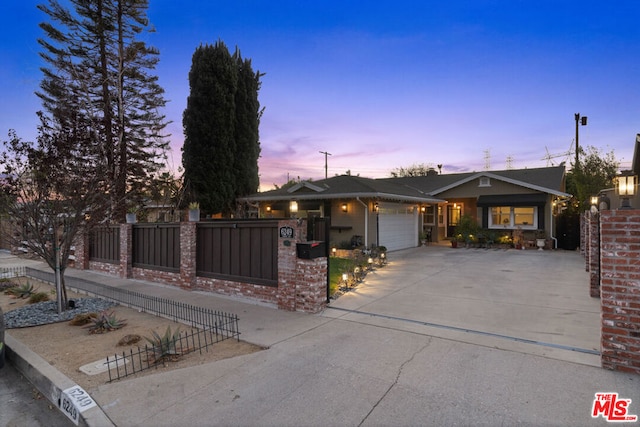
[180,221,197,289]
[600,209,640,375]
[276,219,305,311]
[120,223,133,278]
[73,229,90,270]
[587,211,600,298]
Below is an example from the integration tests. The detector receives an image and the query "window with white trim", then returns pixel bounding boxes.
[423,205,436,225]
[489,206,537,229]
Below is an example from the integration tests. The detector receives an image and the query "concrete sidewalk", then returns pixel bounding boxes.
[3,249,640,426]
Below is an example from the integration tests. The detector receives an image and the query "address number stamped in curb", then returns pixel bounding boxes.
[58,385,97,425]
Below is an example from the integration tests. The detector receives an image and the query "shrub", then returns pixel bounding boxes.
[28,292,50,304]
[69,312,98,326]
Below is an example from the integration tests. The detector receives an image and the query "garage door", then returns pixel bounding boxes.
[378,202,418,251]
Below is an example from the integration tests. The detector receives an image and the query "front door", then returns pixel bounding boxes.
[446,203,462,237]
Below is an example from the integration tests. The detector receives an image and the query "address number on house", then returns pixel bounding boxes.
[279,226,294,239]
[59,385,97,425]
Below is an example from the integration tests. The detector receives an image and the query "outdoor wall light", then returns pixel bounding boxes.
[421,206,426,213]
[290,200,298,213]
[341,203,348,213]
[266,205,272,213]
[373,202,379,213]
[616,171,637,209]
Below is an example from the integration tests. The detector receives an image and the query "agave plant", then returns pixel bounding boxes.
[85,310,127,334]
[6,282,36,299]
[144,326,184,364]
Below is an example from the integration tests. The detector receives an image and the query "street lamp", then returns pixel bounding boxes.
[616,171,637,209]
[574,113,587,170]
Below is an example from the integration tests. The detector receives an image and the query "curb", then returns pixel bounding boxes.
[5,333,115,427]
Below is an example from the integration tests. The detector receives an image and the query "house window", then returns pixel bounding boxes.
[514,207,535,226]
[491,206,511,226]
[489,206,537,229]
[423,205,436,225]
[479,177,491,187]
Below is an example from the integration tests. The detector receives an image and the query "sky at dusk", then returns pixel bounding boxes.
[2,1,640,191]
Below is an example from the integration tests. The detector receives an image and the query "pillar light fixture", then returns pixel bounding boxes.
[341,203,348,213]
[617,171,637,209]
[590,196,599,213]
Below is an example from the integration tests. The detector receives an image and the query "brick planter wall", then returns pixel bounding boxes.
[600,209,640,374]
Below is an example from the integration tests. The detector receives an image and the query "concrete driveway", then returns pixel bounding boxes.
[324,245,601,366]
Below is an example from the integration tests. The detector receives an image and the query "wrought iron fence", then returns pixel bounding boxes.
[24,267,240,337]
[0,266,26,279]
[105,324,237,382]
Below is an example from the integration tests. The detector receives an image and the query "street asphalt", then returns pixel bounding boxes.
[2,246,639,426]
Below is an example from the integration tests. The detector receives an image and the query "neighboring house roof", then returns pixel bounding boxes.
[383,165,570,198]
[241,165,570,203]
[240,175,445,204]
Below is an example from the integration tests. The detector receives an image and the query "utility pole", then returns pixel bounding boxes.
[574,113,587,170]
[319,151,332,179]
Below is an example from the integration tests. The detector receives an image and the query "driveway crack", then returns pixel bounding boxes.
[358,339,431,427]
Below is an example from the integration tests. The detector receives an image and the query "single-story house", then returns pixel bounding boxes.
[240,164,571,251]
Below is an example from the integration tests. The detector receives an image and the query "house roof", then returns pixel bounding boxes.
[240,165,570,203]
[382,164,570,197]
[240,175,445,204]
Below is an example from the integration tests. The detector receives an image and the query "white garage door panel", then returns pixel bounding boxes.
[378,204,418,251]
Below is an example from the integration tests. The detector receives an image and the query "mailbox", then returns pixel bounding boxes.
[296,241,326,259]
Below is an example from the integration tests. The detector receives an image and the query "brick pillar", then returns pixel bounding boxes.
[294,257,328,313]
[584,212,590,272]
[587,211,600,298]
[600,209,640,374]
[180,222,197,289]
[580,212,586,257]
[73,230,89,270]
[277,219,304,311]
[120,224,133,278]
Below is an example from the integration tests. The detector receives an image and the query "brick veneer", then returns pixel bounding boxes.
[600,209,640,374]
[72,219,327,313]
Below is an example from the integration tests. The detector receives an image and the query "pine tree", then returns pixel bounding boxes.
[37,0,169,221]
[182,41,262,216]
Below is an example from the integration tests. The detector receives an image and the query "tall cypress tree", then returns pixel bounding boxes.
[182,41,262,216]
[233,50,263,199]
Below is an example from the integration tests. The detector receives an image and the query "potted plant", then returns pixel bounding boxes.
[126,207,137,224]
[188,202,200,222]
[419,231,428,246]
